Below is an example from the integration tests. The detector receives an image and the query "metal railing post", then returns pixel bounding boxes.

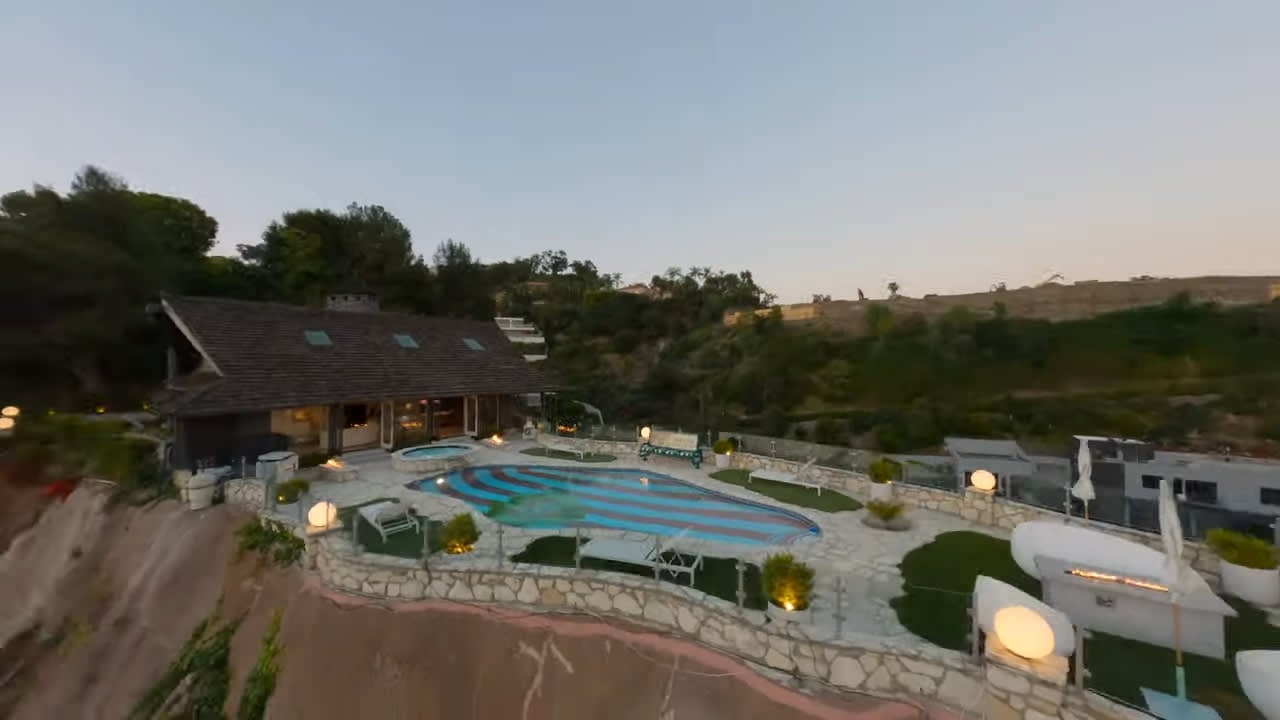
[833,577,846,636]
[968,603,981,659]
[496,524,504,568]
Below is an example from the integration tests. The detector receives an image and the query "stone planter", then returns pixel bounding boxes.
[766,601,811,624]
[1219,559,1280,607]
[714,453,731,469]
[186,472,217,511]
[868,482,894,503]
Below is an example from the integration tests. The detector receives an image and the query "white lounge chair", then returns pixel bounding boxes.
[748,458,829,494]
[540,437,586,460]
[579,530,704,584]
[357,500,421,542]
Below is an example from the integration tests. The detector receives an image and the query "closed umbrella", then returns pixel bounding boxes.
[1159,478,1193,700]
[1071,442,1096,521]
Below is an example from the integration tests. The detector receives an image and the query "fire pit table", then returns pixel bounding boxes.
[319,458,359,483]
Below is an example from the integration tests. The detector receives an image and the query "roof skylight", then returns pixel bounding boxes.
[393,333,419,349]
[462,338,485,351]
[304,330,332,346]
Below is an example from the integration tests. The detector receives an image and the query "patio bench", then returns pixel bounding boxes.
[538,436,586,459]
[748,458,829,494]
[639,430,703,469]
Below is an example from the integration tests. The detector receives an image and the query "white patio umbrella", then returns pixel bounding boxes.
[1159,478,1194,700]
[1072,442,1096,521]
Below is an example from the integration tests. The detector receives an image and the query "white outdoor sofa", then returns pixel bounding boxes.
[748,458,830,494]
[578,530,704,584]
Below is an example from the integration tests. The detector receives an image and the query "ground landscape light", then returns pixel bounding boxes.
[971,469,997,492]
[640,426,651,441]
[0,418,13,431]
[992,605,1056,660]
[1,406,18,417]
[307,500,338,528]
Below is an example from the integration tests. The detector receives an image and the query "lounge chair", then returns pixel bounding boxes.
[540,437,586,460]
[357,500,421,542]
[579,529,704,584]
[748,458,829,494]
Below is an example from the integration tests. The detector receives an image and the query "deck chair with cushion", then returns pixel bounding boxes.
[579,528,704,584]
[357,500,422,542]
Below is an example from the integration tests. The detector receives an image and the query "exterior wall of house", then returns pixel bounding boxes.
[174,412,276,470]
[1119,457,1280,515]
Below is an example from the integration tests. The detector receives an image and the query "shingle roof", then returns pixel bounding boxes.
[159,296,557,416]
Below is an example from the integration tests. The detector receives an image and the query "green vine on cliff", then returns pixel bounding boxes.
[235,517,305,567]
[235,611,284,720]
[129,604,242,720]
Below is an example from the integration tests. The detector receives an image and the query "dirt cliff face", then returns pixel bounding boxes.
[1,490,931,720]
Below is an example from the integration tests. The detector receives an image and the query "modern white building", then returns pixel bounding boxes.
[494,316,548,408]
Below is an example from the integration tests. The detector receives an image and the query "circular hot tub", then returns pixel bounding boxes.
[391,443,479,474]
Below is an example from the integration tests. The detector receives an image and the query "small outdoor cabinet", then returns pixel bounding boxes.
[1036,556,1237,660]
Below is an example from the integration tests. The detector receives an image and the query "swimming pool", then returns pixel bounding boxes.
[407,465,820,546]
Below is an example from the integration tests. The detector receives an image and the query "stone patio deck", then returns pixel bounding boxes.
[283,438,1000,647]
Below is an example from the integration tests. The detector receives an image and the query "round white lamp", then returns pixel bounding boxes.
[0,417,14,431]
[993,605,1056,660]
[640,426,651,441]
[307,500,339,528]
[1,406,18,418]
[971,469,997,492]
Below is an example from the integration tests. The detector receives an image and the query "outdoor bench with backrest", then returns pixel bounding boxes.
[639,430,704,469]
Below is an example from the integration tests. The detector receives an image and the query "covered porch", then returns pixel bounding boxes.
[269,394,533,455]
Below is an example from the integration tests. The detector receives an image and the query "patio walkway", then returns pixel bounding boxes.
[294,439,997,649]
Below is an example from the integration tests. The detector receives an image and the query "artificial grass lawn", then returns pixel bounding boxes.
[511,536,767,610]
[709,469,862,513]
[520,447,617,463]
[892,531,1280,719]
[336,499,444,559]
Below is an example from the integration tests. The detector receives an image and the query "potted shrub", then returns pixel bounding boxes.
[862,499,911,531]
[867,457,899,502]
[762,553,815,622]
[712,439,735,469]
[274,478,310,506]
[441,512,481,554]
[1205,529,1279,606]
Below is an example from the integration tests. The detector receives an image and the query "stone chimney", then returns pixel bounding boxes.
[326,292,380,313]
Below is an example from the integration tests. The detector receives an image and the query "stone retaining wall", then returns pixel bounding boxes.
[309,535,1143,720]
[731,453,1220,581]
[543,436,640,458]
[224,478,265,510]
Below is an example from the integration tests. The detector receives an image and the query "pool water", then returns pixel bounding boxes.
[407,465,820,546]
[402,445,472,458]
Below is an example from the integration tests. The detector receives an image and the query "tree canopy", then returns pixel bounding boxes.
[4,165,1279,456]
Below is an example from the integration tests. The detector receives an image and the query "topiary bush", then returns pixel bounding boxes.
[1206,528,1279,570]
[866,499,905,522]
[761,553,815,611]
[440,512,480,554]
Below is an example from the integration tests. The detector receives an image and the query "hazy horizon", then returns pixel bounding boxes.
[3,1,1277,303]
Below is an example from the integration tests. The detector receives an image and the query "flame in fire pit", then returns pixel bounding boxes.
[323,458,346,469]
[489,434,504,445]
[1068,568,1168,593]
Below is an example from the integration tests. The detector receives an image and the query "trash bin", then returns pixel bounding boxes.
[255,451,299,484]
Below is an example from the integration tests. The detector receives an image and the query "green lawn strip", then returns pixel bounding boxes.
[336,498,442,559]
[708,469,862,513]
[511,536,766,610]
[520,447,617,463]
[891,530,1278,718]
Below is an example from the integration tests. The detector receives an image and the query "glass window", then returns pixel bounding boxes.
[1141,474,1162,490]
[393,333,419,348]
[1260,487,1280,507]
[1183,479,1217,504]
[463,338,485,351]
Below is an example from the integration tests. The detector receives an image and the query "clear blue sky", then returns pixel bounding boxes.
[3,1,1277,303]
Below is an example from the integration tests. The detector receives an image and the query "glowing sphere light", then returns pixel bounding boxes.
[307,501,339,528]
[993,605,1056,660]
[971,469,997,492]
